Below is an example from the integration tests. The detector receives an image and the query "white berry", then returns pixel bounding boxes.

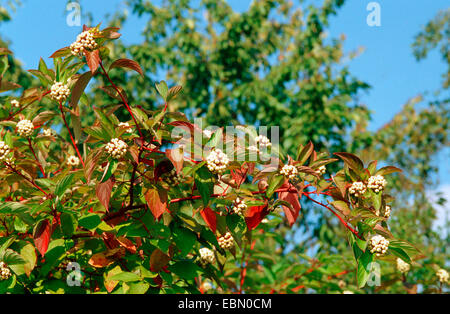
[11,99,20,108]
[0,141,11,161]
[199,247,216,266]
[436,269,449,283]
[105,138,128,159]
[232,197,247,215]
[118,122,133,133]
[50,82,71,102]
[367,175,387,193]
[316,165,326,176]
[368,234,389,257]
[0,262,12,281]
[280,164,298,180]
[396,258,410,273]
[348,181,367,197]
[254,135,272,148]
[206,149,230,174]
[16,119,34,137]
[218,232,234,250]
[67,155,80,167]
[70,30,98,56]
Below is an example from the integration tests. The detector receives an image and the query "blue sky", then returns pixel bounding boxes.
[1,0,449,185]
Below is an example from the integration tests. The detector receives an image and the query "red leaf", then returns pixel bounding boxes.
[168,121,195,133]
[278,188,301,227]
[84,49,101,74]
[88,253,114,268]
[33,219,52,257]
[145,188,168,220]
[245,205,269,230]
[109,58,144,77]
[166,148,184,174]
[231,163,248,185]
[96,177,114,211]
[141,158,154,167]
[149,249,170,272]
[200,207,217,232]
[117,236,137,254]
[154,160,173,181]
[70,71,93,108]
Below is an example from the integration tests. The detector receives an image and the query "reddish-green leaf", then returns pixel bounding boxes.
[200,207,217,232]
[85,49,101,74]
[375,166,402,176]
[96,177,114,211]
[33,219,52,257]
[109,58,144,77]
[144,188,168,220]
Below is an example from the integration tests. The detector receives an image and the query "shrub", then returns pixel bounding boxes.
[0,25,427,294]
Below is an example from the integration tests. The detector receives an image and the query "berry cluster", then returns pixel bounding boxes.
[368,234,389,256]
[0,262,12,281]
[199,247,216,266]
[280,164,298,180]
[105,138,128,159]
[316,165,326,176]
[206,149,230,174]
[11,99,20,108]
[70,30,98,56]
[396,258,410,273]
[67,155,80,167]
[436,269,449,283]
[232,197,247,215]
[16,119,34,137]
[50,82,71,102]
[348,181,366,197]
[218,232,234,250]
[43,128,54,137]
[383,205,391,219]
[163,169,183,185]
[0,141,11,161]
[118,122,133,133]
[254,135,272,148]
[367,175,387,193]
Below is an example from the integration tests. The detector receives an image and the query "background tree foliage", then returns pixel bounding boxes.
[0,0,448,293]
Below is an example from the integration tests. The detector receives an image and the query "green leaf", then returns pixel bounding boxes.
[334,152,365,177]
[155,81,169,100]
[0,238,16,256]
[194,165,214,206]
[296,141,314,164]
[61,213,78,238]
[172,227,196,257]
[389,247,411,263]
[266,174,285,198]
[78,214,101,230]
[55,173,75,197]
[375,166,402,176]
[0,249,26,266]
[168,261,202,281]
[110,272,141,282]
[100,160,118,183]
[356,250,374,288]
[0,202,29,214]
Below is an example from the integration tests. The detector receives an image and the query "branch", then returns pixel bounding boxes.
[99,62,143,139]
[59,102,85,167]
[302,193,363,240]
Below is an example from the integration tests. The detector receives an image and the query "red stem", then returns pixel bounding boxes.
[59,102,85,167]
[99,62,143,139]
[27,138,46,177]
[302,193,362,240]
[4,162,49,196]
